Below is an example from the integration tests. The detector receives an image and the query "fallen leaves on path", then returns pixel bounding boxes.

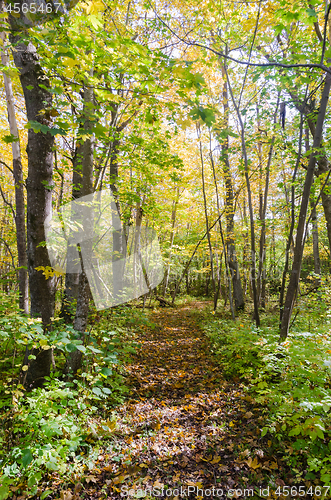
[62,303,297,499]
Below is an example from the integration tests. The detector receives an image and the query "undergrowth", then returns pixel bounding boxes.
[203,283,331,487]
[0,296,152,499]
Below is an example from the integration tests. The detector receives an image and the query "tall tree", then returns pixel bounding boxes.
[220,61,244,311]
[280,69,331,339]
[8,0,76,386]
[0,29,28,314]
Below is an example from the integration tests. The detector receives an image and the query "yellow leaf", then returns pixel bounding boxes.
[106,419,117,431]
[22,365,28,372]
[246,457,260,469]
[152,420,161,431]
[112,475,126,485]
[211,455,221,464]
[63,57,80,68]
[84,0,104,14]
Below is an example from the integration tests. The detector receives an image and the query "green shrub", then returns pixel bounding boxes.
[204,312,331,486]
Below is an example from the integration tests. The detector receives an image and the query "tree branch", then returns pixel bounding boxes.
[0,159,14,176]
[151,8,331,75]
[308,3,323,42]
[0,181,15,220]
[0,236,16,269]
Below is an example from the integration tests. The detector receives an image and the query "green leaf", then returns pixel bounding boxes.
[92,386,102,396]
[1,133,19,144]
[65,343,77,353]
[22,448,33,467]
[101,367,112,377]
[189,106,216,127]
[76,344,86,353]
[41,490,53,500]
[87,346,102,354]
[26,121,67,136]
[0,486,9,500]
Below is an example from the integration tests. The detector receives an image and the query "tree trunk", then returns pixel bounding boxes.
[310,198,321,284]
[221,64,244,311]
[0,30,28,314]
[64,83,94,375]
[224,65,260,326]
[197,124,216,297]
[278,118,303,324]
[290,96,331,254]
[306,129,321,285]
[162,187,179,296]
[242,193,249,296]
[257,98,279,309]
[109,139,125,299]
[61,143,84,322]
[10,34,55,387]
[280,70,331,339]
[209,131,235,318]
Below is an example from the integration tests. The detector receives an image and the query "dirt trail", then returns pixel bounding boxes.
[85,302,277,499]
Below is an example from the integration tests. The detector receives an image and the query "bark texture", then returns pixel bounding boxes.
[221,64,244,310]
[10,34,55,387]
[64,84,94,375]
[62,143,84,322]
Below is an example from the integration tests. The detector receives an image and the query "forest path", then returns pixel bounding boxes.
[89,302,275,499]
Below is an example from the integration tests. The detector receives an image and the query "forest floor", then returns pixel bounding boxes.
[64,301,294,500]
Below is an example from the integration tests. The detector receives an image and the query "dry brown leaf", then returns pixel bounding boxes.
[153,480,164,489]
[60,492,73,500]
[85,475,97,484]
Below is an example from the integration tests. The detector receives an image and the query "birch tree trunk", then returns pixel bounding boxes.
[197,124,216,297]
[0,30,28,314]
[162,187,179,296]
[257,98,279,309]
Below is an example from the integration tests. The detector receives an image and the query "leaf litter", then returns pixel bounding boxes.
[47,302,298,499]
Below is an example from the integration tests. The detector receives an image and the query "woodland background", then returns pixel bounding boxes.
[1,0,331,496]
